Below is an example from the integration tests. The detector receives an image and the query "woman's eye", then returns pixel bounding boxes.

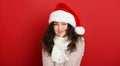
[62,23,67,25]
[53,23,58,25]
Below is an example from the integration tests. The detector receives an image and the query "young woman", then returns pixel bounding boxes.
[42,2,85,66]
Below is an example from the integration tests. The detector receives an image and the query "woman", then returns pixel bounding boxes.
[42,2,85,66]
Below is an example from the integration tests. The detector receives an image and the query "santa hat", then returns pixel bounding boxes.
[48,2,85,35]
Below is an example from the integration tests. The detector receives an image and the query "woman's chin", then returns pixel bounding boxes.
[56,34,65,37]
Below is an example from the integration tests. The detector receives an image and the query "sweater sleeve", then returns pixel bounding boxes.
[42,49,54,66]
[65,37,85,66]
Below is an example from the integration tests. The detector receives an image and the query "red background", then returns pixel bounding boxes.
[1,0,120,66]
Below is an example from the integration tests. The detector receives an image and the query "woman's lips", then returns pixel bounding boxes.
[58,31,64,33]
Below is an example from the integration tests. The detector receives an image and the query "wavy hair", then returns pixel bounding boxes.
[42,22,83,55]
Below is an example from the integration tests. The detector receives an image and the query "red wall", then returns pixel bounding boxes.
[1,0,120,66]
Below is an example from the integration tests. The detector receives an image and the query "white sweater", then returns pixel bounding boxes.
[42,37,85,66]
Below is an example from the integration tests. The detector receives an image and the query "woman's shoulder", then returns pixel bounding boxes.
[78,37,85,43]
[76,37,85,48]
[69,36,85,56]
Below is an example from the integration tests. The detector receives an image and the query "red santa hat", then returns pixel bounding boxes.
[48,2,85,35]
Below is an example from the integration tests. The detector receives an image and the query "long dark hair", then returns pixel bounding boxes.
[42,22,83,55]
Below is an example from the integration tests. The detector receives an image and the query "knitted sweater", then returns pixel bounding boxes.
[42,37,85,66]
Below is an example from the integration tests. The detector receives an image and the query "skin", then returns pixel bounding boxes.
[53,22,68,37]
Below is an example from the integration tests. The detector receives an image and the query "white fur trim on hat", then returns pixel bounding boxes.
[49,10,76,27]
[75,27,85,35]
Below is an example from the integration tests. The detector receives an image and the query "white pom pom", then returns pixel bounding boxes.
[75,27,85,35]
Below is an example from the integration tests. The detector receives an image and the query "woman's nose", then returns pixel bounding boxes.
[58,24,62,30]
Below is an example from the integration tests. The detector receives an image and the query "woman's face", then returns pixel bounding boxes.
[53,22,68,37]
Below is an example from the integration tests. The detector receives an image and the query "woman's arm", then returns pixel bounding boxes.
[42,49,54,66]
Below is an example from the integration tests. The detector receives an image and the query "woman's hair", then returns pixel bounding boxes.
[42,22,83,55]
